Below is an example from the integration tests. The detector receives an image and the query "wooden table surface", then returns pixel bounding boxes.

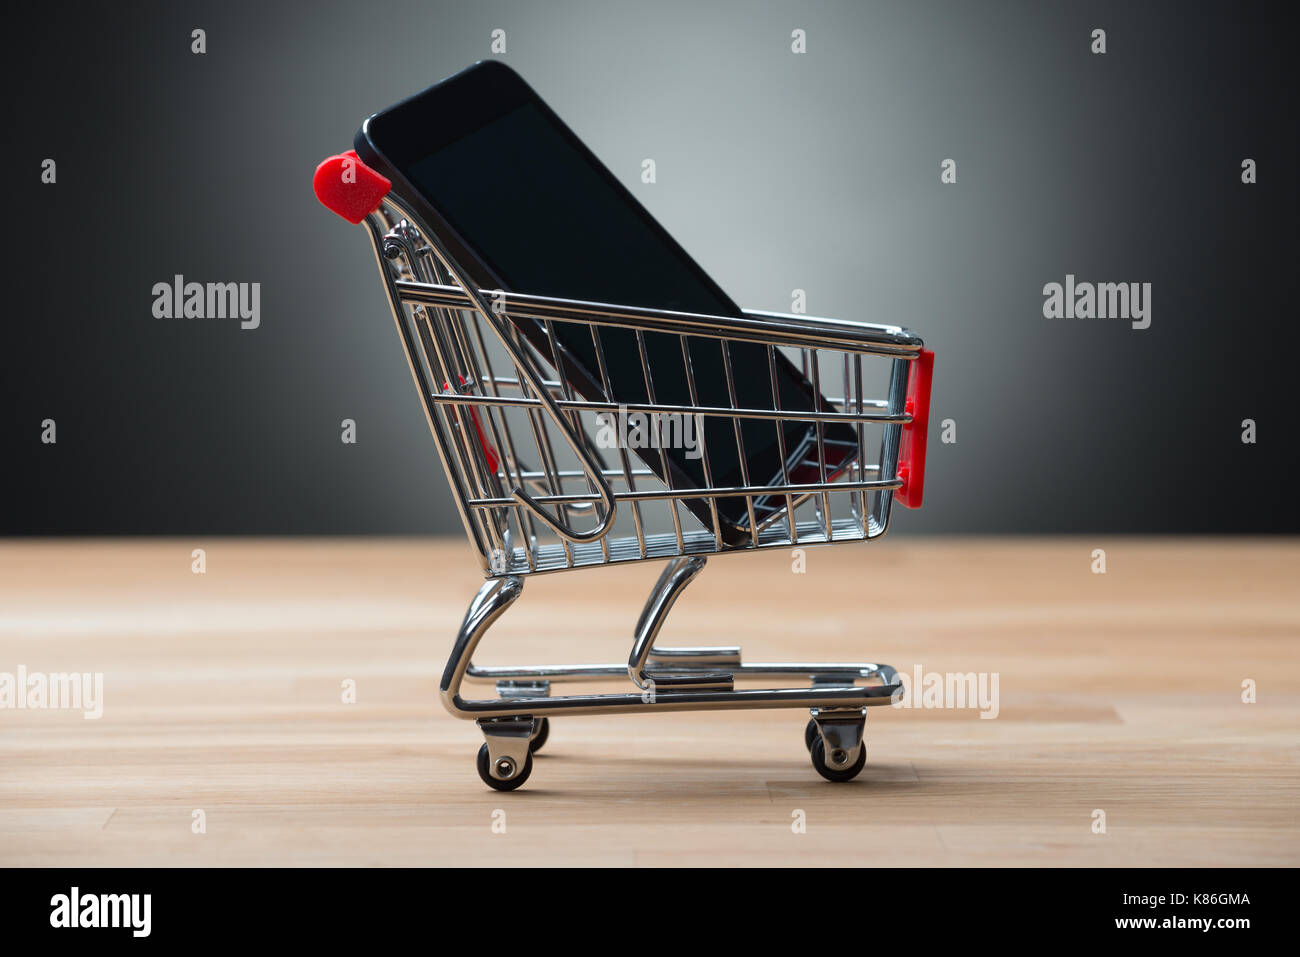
[1,538,1296,867]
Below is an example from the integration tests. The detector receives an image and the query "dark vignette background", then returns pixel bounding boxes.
[3,0,1295,535]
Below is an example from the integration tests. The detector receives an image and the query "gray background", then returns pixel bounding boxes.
[5,0,1294,534]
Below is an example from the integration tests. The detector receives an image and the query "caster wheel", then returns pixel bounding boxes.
[804,718,819,752]
[810,735,866,782]
[476,743,533,791]
[528,717,550,753]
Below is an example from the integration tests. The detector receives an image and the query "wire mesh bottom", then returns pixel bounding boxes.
[495,514,882,576]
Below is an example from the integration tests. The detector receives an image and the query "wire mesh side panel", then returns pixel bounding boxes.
[368,203,918,578]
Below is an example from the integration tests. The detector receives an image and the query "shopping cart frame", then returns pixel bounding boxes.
[314,151,934,789]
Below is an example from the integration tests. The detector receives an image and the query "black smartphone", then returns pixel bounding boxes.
[355,61,858,546]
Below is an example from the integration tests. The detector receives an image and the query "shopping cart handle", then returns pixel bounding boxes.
[895,348,934,509]
[313,155,619,544]
[313,150,391,224]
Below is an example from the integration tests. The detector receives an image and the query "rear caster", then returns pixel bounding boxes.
[476,716,536,791]
[476,742,533,791]
[804,718,818,752]
[529,717,550,753]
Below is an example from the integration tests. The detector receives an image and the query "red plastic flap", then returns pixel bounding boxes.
[895,348,934,509]
[313,150,391,224]
[444,378,501,474]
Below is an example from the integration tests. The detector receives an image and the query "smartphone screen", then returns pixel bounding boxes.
[357,62,857,542]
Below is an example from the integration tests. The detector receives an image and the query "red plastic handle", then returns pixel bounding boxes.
[313,150,391,224]
[895,348,934,509]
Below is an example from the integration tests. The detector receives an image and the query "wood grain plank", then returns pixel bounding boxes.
[1,538,1296,866]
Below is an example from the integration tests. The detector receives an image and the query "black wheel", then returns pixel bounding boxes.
[528,717,550,753]
[804,718,819,752]
[810,735,866,782]
[476,742,534,791]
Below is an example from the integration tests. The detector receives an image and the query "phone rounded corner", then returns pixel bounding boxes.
[473,58,522,81]
[719,525,754,550]
[352,119,378,162]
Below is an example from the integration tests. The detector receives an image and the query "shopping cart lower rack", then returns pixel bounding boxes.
[314,151,935,790]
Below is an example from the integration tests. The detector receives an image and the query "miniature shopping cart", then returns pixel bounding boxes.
[313,151,934,790]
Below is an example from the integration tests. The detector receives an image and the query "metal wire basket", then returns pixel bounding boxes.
[314,150,935,789]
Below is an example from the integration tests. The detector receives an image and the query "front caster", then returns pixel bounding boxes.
[476,742,533,791]
[807,708,868,782]
[810,736,866,782]
[529,717,550,753]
